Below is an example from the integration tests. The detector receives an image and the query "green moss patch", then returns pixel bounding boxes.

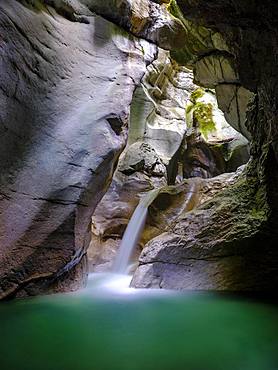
[194,102,216,139]
[191,88,205,103]
[186,89,216,139]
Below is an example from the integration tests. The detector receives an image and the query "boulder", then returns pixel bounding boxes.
[118,142,166,177]
[216,85,253,140]
[194,54,239,88]
[132,168,278,290]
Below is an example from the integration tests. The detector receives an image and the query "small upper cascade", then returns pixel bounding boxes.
[112,189,161,274]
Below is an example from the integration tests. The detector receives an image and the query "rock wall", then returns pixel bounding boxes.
[132,0,278,290]
[88,51,249,273]
[2,0,277,295]
[0,0,157,298]
[128,49,195,163]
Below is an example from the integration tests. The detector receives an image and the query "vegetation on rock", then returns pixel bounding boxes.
[186,88,217,139]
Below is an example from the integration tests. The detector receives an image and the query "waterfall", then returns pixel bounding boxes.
[112,179,201,274]
[113,188,161,274]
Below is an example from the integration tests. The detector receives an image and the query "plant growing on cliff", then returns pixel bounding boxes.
[186,89,217,140]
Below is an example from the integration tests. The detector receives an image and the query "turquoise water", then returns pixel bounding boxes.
[0,274,278,370]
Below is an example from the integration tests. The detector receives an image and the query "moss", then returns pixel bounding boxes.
[202,172,269,223]
[167,0,181,19]
[186,89,217,139]
[21,0,46,11]
[250,208,267,220]
[186,102,194,115]
[190,88,205,103]
[194,102,216,139]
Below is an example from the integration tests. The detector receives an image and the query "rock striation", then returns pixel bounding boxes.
[0,0,157,298]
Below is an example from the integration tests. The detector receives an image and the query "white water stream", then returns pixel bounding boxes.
[112,188,161,274]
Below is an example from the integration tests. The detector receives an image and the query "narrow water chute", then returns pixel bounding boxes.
[113,188,160,274]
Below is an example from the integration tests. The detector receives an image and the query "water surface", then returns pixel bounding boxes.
[0,274,277,370]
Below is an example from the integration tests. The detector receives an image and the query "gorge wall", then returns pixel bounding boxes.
[0,0,277,297]
[88,48,249,273]
[132,0,278,290]
[0,0,158,298]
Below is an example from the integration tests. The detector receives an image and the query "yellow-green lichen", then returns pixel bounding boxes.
[22,0,46,11]
[186,89,216,139]
[186,102,194,115]
[193,102,216,139]
[166,0,181,19]
[191,88,205,103]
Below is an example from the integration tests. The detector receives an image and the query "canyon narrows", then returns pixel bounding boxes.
[1,2,278,370]
[0,0,278,298]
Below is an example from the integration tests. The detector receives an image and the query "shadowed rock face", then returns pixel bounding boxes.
[132,169,278,290]
[132,0,278,290]
[174,0,278,160]
[0,0,157,298]
[176,0,278,221]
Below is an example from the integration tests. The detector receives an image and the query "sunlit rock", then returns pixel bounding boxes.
[0,0,156,298]
[118,142,166,177]
[128,49,195,163]
[48,0,186,50]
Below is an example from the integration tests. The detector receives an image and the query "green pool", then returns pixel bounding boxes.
[0,274,277,370]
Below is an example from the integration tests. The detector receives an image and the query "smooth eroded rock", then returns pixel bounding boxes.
[0,0,156,298]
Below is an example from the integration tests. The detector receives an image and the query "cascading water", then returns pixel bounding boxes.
[113,188,161,274]
[112,179,201,275]
[2,187,277,370]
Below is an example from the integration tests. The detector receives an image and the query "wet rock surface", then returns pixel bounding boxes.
[88,153,166,272]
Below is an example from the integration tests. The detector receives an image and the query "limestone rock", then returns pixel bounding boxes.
[128,49,196,164]
[88,46,250,274]
[118,142,166,177]
[194,54,239,88]
[216,85,253,140]
[186,88,242,142]
[88,165,166,271]
[168,0,229,67]
[45,0,187,50]
[0,0,156,298]
[183,88,249,178]
[88,176,201,272]
[132,168,278,290]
